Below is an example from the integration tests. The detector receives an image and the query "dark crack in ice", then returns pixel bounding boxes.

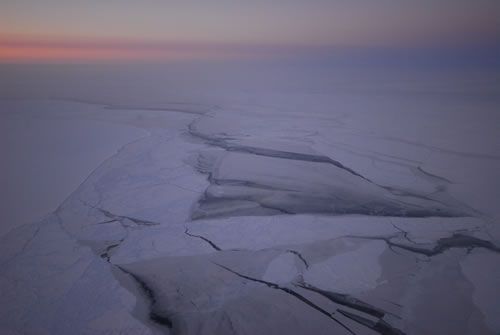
[338,309,405,335]
[117,266,174,330]
[286,249,309,269]
[214,262,356,335]
[184,228,222,251]
[100,239,125,262]
[296,281,387,319]
[295,281,405,334]
[352,233,500,257]
[96,207,160,227]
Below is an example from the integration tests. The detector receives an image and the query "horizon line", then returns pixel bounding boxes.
[1,35,499,63]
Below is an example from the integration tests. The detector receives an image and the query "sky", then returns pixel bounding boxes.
[1,0,499,62]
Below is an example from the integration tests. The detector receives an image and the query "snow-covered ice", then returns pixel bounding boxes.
[0,63,499,334]
[0,100,148,236]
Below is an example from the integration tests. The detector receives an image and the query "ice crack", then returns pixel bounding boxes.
[213,262,356,335]
[184,228,222,251]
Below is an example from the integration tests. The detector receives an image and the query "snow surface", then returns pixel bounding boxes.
[0,63,499,335]
[0,100,147,236]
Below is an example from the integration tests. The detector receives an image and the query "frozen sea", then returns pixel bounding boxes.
[0,101,148,236]
[0,62,499,335]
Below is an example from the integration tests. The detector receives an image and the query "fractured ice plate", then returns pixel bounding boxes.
[192,148,470,219]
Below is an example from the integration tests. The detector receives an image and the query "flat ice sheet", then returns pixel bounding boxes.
[0,100,147,236]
